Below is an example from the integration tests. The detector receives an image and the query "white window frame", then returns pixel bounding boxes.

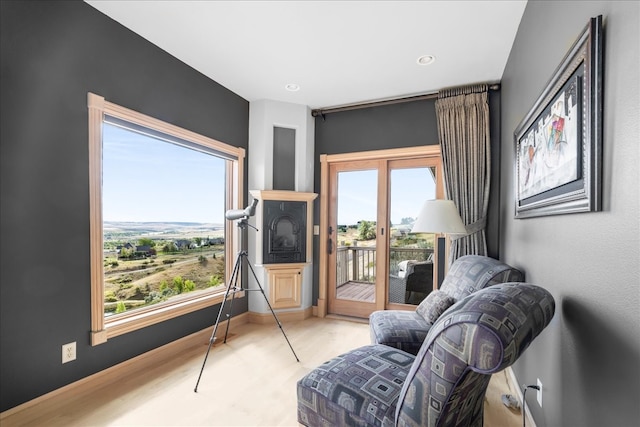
[88,93,245,346]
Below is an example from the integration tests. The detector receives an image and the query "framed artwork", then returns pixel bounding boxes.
[514,15,603,218]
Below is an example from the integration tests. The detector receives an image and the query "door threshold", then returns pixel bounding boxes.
[326,314,370,324]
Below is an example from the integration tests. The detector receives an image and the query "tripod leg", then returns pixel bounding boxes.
[194,252,242,392]
[222,295,235,343]
[245,260,300,362]
[222,256,242,343]
[193,284,230,393]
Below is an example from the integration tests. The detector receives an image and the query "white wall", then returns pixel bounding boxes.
[248,99,314,192]
[247,100,316,313]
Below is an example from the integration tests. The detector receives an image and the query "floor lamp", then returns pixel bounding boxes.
[411,199,466,284]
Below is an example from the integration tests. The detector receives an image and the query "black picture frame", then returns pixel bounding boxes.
[514,15,603,219]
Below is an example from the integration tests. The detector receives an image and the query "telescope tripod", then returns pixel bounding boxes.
[194,219,299,392]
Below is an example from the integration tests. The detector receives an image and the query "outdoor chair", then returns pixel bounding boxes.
[389,255,434,304]
[403,260,433,304]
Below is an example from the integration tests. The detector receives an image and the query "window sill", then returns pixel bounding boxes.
[91,289,245,345]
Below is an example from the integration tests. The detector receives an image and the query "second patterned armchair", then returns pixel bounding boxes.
[370,255,524,355]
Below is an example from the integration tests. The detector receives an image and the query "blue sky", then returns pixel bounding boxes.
[102,124,226,223]
[337,167,435,226]
[104,123,435,225]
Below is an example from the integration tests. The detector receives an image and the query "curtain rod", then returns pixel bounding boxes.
[311,83,500,118]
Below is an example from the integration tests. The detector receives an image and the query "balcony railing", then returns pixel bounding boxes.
[336,245,433,287]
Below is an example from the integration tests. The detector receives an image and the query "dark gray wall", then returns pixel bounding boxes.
[273,127,296,191]
[314,100,439,154]
[312,94,502,302]
[0,0,249,411]
[500,1,639,426]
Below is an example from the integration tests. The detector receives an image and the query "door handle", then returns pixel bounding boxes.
[328,226,334,254]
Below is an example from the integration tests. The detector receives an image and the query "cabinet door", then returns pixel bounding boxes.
[268,266,302,309]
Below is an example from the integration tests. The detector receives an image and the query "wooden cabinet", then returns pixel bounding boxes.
[266,264,303,309]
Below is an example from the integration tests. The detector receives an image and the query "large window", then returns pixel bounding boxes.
[88,93,244,345]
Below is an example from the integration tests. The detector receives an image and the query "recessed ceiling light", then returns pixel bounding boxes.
[417,55,436,66]
[285,83,300,92]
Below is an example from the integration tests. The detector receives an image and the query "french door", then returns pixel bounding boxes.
[327,160,385,318]
[319,147,443,319]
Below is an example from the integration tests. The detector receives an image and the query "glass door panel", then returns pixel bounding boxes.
[388,166,437,305]
[335,169,378,304]
[328,162,382,319]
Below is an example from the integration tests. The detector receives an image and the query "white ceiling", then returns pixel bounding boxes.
[85,1,527,110]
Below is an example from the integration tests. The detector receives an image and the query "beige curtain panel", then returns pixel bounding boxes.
[436,84,491,263]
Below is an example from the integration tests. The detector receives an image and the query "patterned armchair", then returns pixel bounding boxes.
[370,255,524,356]
[297,283,555,427]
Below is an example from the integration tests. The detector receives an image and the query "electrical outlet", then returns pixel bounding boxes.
[62,342,76,364]
[537,378,543,407]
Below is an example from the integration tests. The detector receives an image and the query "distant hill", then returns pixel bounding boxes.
[103,221,224,241]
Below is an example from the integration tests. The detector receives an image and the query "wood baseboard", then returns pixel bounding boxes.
[247,307,312,324]
[0,312,249,421]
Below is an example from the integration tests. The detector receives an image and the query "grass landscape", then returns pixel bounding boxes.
[336,220,435,249]
[104,220,435,315]
[103,221,226,315]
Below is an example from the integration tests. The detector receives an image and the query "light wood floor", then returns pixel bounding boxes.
[1,317,523,426]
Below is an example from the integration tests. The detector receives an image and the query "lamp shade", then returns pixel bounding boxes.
[411,199,467,235]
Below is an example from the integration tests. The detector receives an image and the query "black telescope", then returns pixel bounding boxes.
[225,198,258,221]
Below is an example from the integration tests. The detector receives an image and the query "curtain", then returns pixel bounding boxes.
[436,84,491,264]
